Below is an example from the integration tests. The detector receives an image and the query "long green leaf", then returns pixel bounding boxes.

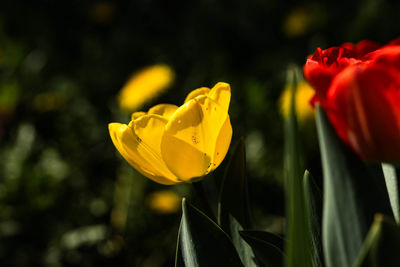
[240,230,284,251]
[354,215,400,267]
[218,136,251,229]
[218,137,255,266]
[315,106,393,267]
[175,198,244,267]
[228,215,258,267]
[175,220,185,267]
[240,230,284,267]
[303,170,324,267]
[284,68,313,267]
[381,163,400,223]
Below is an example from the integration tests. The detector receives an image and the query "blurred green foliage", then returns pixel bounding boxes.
[0,0,399,266]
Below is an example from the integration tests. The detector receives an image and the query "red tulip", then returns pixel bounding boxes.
[304,39,400,162]
[365,45,400,70]
[304,40,379,104]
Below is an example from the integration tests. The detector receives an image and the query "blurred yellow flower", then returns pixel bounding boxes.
[109,82,232,185]
[90,2,116,25]
[283,8,310,38]
[148,190,181,214]
[280,80,315,123]
[118,64,175,112]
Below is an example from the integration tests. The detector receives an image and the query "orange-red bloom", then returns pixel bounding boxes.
[304,38,400,162]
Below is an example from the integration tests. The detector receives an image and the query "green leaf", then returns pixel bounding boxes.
[303,170,324,267]
[284,67,313,267]
[315,106,393,267]
[175,198,244,267]
[239,230,284,267]
[218,136,251,229]
[228,215,258,267]
[175,221,185,267]
[354,215,400,267]
[381,163,400,223]
[240,230,284,251]
[218,137,255,266]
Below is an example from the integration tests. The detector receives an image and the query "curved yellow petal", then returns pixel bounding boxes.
[211,116,232,170]
[130,115,180,183]
[161,96,228,181]
[109,122,177,185]
[208,82,231,112]
[148,104,179,120]
[161,134,211,182]
[131,111,146,121]
[184,87,210,103]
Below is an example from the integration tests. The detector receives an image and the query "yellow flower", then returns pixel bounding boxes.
[148,190,181,214]
[283,8,311,38]
[109,82,233,185]
[280,80,315,123]
[118,64,174,112]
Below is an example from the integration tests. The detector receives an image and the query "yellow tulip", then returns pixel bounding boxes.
[118,64,175,112]
[109,82,233,185]
[280,80,315,123]
[283,8,311,38]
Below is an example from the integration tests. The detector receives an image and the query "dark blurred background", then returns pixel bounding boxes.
[0,0,399,266]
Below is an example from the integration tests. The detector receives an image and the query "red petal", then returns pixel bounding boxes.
[326,63,400,161]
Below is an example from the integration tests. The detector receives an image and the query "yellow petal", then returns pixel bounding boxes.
[184,87,210,103]
[108,122,177,185]
[131,111,146,121]
[211,116,232,170]
[161,96,228,181]
[208,82,231,112]
[148,104,179,120]
[109,123,132,164]
[130,115,180,183]
[161,134,211,182]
